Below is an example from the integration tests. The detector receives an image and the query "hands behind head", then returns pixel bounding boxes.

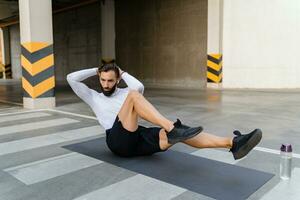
[118,67,124,81]
[118,67,123,75]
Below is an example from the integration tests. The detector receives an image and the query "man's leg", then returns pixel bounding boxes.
[183,133,233,148]
[158,130,232,150]
[118,90,205,144]
[159,128,262,160]
[118,90,174,132]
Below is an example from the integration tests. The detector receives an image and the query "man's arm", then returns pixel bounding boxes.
[66,68,98,106]
[119,68,144,94]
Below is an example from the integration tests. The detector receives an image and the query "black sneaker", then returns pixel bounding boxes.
[230,129,262,160]
[167,121,202,144]
[174,119,190,129]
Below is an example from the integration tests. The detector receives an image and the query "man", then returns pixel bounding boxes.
[67,61,262,159]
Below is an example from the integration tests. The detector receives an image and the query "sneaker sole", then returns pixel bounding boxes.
[168,127,203,144]
[233,129,262,160]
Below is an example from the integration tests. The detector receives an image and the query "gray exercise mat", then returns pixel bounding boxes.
[63,138,274,200]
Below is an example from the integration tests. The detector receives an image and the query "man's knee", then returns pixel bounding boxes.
[128,90,141,101]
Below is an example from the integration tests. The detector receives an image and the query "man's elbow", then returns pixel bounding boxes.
[66,73,73,83]
[66,74,77,87]
[138,84,144,94]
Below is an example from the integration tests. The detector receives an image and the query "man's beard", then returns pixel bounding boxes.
[100,83,117,97]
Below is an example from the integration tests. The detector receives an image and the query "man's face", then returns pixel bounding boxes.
[98,71,119,96]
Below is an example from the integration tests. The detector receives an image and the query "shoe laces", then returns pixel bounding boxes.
[233,130,242,136]
[174,119,182,127]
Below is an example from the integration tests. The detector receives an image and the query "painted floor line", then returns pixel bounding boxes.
[0,118,80,136]
[0,107,17,111]
[0,108,98,121]
[0,100,23,106]
[0,125,103,156]
[191,149,239,165]
[0,109,45,116]
[4,152,103,185]
[45,109,98,120]
[254,146,300,159]
[0,112,52,123]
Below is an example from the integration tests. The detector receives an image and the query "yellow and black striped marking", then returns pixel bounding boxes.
[0,64,12,79]
[4,64,12,78]
[207,54,222,83]
[21,42,55,98]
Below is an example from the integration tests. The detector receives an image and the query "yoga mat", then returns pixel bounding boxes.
[63,138,274,200]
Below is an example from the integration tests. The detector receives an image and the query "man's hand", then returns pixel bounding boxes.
[118,66,124,75]
[118,66,124,80]
[118,67,124,81]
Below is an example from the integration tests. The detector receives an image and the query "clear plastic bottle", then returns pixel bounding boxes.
[280,144,292,180]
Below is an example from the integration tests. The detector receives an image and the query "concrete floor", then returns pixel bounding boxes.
[1,81,300,200]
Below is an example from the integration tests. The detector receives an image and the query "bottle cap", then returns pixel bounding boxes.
[280,144,292,152]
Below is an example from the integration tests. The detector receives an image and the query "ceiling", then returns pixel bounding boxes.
[0,0,18,22]
[0,0,93,25]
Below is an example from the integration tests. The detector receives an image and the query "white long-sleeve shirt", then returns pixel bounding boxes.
[66,68,144,130]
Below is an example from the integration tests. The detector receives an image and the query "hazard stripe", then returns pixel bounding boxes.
[4,65,11,71]
[207,54,222,83]
[22,76,55,99]
[207,77,222,83]
[21,44,53,64]
[207,65,222,76]
[21,42,55,98]
[22,42,50,53]
[22,66,54,87]
[4,64,12,78]
[207,54,222,64]
[207,60,222,71]
[207,71,222,83]
[23,88,55,98]
[21,54,54,76]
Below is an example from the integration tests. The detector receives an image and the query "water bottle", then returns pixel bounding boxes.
[280,144,292,180]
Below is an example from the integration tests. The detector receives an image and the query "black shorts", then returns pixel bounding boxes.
[105,116,166,157]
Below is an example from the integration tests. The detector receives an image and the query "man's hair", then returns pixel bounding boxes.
[97,59,120,79]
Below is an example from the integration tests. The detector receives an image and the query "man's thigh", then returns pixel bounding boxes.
[118,93,139,132]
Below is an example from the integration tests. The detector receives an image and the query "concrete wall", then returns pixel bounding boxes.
[115,0,208,89]
[222,0,300,88]
[53,3,102,84]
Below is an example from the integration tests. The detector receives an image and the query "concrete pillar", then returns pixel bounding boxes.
[207,0,223,86]
[9,25,22,79]
[207,0,223,53]
[0,27,10,65]
[101,0,115,62]
[0,31,1,63]
[19,0,56,109]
